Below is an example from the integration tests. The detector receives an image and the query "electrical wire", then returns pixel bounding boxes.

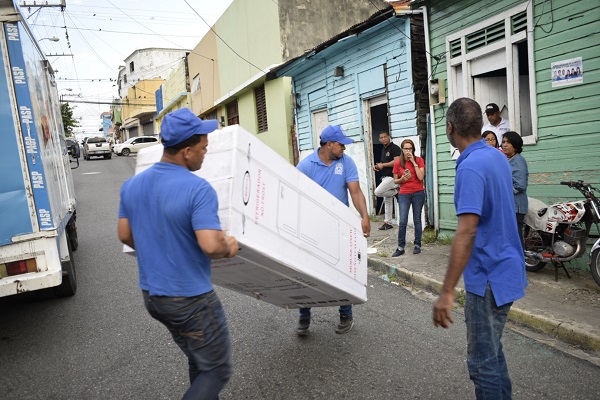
[64,12,116,74]
[106,0,188,50]
[66,11,126,58]
[184,0,265,73]
[32,23,204,38]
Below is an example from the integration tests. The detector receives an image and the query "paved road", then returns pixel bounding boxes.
[1,154,598,399]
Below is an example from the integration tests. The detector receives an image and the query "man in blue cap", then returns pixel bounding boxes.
[118,108,239,399]
[296,125,371,335]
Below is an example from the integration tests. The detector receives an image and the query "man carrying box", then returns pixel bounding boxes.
[296,125,371,335]
[118,108,239,400]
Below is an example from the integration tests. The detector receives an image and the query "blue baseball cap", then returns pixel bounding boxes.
[320,125,354,145]
[160,108,218,147]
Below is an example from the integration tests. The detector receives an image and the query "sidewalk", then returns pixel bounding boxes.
[366,220,600,353]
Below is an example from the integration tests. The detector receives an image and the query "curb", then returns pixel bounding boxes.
[368,258,600,352]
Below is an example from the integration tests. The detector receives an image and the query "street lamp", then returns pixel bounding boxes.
[38,37,60,42]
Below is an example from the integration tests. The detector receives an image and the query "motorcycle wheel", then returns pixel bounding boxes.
[524,227,547,272]
[591,249,600,287]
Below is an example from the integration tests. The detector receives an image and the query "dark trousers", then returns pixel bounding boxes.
[516,213,525,251]
[143,290,232,400]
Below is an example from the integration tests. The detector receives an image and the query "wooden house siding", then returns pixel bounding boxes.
[293,18,418,150]
[425,0,600,268]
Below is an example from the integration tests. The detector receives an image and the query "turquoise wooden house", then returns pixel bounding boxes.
[413,0,600,270]
[269,6,430,219]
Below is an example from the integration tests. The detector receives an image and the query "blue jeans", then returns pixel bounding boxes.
[299,305,352,320]
[397,190,425,248]
[465,284,513,400]
[143,290,232,400]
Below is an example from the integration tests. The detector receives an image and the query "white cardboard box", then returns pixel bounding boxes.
[129,125,368,309]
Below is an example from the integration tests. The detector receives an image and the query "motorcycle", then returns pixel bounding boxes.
[523,181,600,286]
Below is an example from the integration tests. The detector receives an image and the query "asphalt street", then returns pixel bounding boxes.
[0,153,598,399]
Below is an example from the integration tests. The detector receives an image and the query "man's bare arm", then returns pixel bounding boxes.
[432,213,479,328]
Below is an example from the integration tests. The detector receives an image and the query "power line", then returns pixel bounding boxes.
[64,12,116,74]
[106,0,187,50]
[32,23,204,38]
[62,99,155,106]
[66,11,126,58]
[184,0,265,73]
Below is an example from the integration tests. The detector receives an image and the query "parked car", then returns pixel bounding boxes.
[113,136,159,156]
[82,136,111,160]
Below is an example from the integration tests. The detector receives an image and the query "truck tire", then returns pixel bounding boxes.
[54,237,77,297]
[122,148,131,156]
[104,154,112,159]
[66,215,78,251]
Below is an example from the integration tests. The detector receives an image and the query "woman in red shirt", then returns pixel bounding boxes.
[392,139,425,256]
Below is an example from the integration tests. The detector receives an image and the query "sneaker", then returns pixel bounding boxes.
[297,319,310,336]
[336,315,354,334]
[378,222,393,230]
[391,248,405,257]
[413,246,421,255]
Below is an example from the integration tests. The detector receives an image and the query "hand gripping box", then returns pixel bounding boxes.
[131,125,368,309]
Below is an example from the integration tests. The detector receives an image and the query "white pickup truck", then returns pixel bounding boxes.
[83,136,112,160]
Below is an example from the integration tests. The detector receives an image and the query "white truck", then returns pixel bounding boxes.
[0,0,79,298]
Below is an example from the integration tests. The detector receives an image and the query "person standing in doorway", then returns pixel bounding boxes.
[374,131,402,230]
[433,98,527,399]
[296,125,370,336]
[481,103,510,140]
[391,139,425,256]
[118,108,239,400]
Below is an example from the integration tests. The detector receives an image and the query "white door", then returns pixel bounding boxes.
[311,109,329,148]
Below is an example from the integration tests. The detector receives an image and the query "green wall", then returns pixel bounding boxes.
[214,0,281,95]
[427,0,600,269]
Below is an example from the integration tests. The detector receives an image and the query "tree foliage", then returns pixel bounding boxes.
[61,102,79,137]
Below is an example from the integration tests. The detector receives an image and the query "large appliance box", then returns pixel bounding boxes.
[131,125,367,309]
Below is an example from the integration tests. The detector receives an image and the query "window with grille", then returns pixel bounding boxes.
[255,84,268,133]
[227,99,239,126]
[465,21,505,53]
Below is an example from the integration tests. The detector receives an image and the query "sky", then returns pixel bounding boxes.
[25,0,234,137]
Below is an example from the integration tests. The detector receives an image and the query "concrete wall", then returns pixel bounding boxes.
[188,30,219,116]
[121,79,163,121]
[161,58,187,106]
[118,48,187,98]
[215,0,281,96]
[278,0,389,61]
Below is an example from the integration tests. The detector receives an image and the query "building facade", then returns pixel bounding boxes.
[416,0,600,269]
[187,0,390,163]
[155,57,191,132]
[271,7,428,217]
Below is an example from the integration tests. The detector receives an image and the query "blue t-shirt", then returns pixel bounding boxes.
[119,162,221,297]
[296,149,359,205]
[454,140,527,306]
